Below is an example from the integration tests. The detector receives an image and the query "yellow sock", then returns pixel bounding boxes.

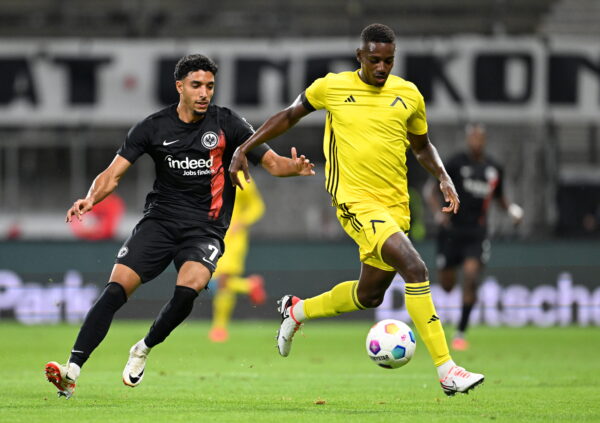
[227,276,251,294]
[303,281,365,319]
[404,281,451,367]
[212,289,236,329]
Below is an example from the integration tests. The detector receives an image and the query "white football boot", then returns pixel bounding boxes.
[276,295,302,357]
[45,361,79,399]
[122,340,150,387]
[439,365,484,396]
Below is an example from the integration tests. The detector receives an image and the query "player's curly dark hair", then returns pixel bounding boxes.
[174,54,218,81]
[361,23,395,44]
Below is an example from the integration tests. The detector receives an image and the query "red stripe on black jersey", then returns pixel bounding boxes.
[479,175,499,226]
[208,131,227,220]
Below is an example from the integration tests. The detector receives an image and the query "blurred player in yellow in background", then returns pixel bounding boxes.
[209,174,267,342]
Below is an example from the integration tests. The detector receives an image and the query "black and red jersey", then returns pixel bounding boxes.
[117,104,269,236]
[445,152,504,229]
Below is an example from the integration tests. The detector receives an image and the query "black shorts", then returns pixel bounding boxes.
[115,217,225,283]
[435,226,490,270]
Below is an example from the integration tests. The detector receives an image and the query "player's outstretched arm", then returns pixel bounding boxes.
[65,155,132,223]
[260,147,315,177]
[230,94,313,189]
[408,132,460,215]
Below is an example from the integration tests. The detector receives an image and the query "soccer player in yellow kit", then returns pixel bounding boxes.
[209,175,266,342]
[229,23,484,396]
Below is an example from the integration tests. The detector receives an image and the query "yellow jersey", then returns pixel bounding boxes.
[305,70,428,206]
[229,177,265,231]
[216,177,265,276]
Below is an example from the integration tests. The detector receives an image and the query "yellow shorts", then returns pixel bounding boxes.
[214,231,248,276]
[336,201,410,271]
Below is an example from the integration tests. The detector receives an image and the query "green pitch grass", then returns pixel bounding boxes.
[2,321,599,423]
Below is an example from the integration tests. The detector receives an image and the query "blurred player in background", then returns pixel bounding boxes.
[209,174,266,342]
[45,54,314,399]
[426,123,523,350]
[230,23,484,396]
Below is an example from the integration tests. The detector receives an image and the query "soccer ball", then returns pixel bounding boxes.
[366,319,416,369]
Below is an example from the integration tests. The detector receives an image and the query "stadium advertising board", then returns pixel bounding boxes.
[0,37,598,125]
[377,273,600,328]
[2,268,599,327]
[0,269,99,325]
[1,241,599,326]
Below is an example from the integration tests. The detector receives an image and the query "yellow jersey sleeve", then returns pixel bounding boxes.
[407,90,428,135]
[304,74,330,110]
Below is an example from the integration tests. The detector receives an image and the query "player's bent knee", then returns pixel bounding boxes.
[398,259,428,284]
[177,279,209,292]
[177,261,212,292]
[463,289,478,305]
[357,291,386,309]
[109,264,142,296]
[103,281,128,303]
[440,281,454,293]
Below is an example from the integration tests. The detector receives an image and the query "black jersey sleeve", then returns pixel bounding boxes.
[116,120,152,164]
[224,109,270,165]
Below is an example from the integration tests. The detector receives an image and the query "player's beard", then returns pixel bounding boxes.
[193,110,207,117]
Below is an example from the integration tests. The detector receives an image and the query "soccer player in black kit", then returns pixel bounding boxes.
[426,123,522,350]
[44,54,315,399]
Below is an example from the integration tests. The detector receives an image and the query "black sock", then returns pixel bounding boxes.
[69,282,127,367]
[457,302,475,334]
[144,286,198,348]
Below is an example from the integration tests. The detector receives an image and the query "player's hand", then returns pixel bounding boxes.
[290,147,315,176]
[229,146,250,189]
[508,203,524,225]
[439,177,460,214]
[66,198,94,222]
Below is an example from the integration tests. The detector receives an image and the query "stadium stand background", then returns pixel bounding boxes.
[0,0,599,241]
[0,0,556,38]
[1,0,600,325]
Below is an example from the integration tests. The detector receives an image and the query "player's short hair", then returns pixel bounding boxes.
[174,54,218,81]
[361,23,395,44]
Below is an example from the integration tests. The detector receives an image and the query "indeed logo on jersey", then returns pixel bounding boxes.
[460,165,498,198]
[463,178,492,198]
[165,155,214,176]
